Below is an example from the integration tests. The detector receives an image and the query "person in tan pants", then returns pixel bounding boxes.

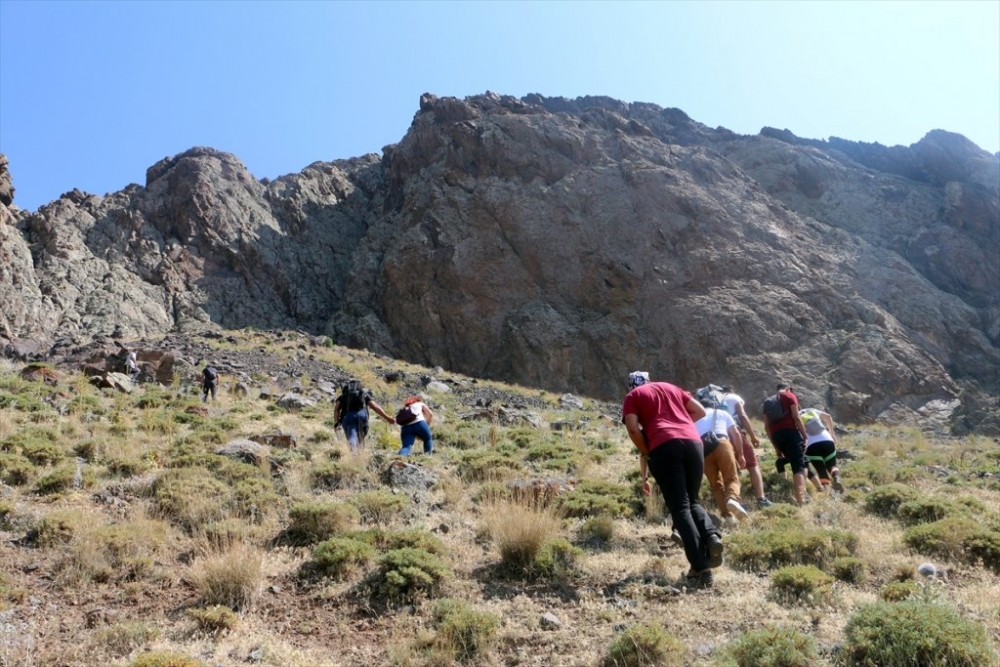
[695,397,749,522]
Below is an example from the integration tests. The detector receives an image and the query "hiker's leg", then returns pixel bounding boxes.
[703,449,727,515]
[343,413,362,452]
[774,430,807,504]
[741,437,766,500]
[415,421,433,453]
[716,439,742,506]
[398,424,417,456]
[648,441,711,572]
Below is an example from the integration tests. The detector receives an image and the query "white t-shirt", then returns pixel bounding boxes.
[695,408,737,438]
[720,393,744,420]
[800,408,834,445]
[402,402,427,424]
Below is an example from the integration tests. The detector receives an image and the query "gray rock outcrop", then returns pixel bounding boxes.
[0,92,997,433]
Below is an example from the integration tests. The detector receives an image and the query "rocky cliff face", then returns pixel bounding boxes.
[2,93,997,433]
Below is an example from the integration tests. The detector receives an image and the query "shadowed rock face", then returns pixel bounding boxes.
[1,93,997,433]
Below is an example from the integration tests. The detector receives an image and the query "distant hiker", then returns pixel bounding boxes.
[762,382,809,505]
[800,407,843,491]
[623,371,723,588]
[694,396,749,523]
[395,395,434,456]
[125,351,140,383]
[333,379,394,452]
[201,364,219,403]
[717,385,773,508]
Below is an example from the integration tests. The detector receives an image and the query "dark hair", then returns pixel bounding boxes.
[777,382,791,391]
[721,385,734,393]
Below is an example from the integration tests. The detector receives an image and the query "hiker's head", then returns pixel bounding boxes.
[699,397,715,408]
[721,385,733,393]
[777,382,792,392]
[627,371,649,390]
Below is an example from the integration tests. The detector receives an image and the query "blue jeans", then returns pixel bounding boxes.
[398,420,433,455]
[342,410,369,452]
[647,438,720,571]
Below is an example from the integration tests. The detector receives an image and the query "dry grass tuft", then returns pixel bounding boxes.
[186,542,264,611]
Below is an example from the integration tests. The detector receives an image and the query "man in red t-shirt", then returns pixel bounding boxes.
[763,382,809,505]
[622,371,723,587]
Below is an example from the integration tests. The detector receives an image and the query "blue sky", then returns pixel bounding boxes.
[1,0,998,212]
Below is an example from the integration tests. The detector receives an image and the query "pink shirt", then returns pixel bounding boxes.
[622,382,701,450]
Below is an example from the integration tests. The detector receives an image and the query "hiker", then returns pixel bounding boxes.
[694,395,749,523]
[774,452,825,492]
[800,407,843,491]
[762,382,809,505]
[201,364,219,403]
[395,395,434,456]
[623,371,723,588]
[125,351,140,383]
[333,379,394,452]
[717,385,773,508]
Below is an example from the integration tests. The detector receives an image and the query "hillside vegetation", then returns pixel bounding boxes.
[0,329,997,666]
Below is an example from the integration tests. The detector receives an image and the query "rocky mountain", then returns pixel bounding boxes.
[1,93,997,433]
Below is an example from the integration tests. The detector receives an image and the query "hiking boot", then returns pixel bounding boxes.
[684,568,714,589]
[832,474,844,493]
[670,529,683,547]
[756,497,773,509]
[706,534,724,569]
[726,498,750,521]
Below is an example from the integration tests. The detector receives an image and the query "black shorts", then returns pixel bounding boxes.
[771,429,807,474]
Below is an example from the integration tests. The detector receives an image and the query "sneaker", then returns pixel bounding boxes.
[684,568,714,589]
[670,529,683,547]
[832,475,844,493]
[726,498,750,521]
[706,534,724,568]
[756,497,773,509]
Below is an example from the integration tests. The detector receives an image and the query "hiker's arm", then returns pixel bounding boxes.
[639,450,651,496]
[736,403,760,446]
[789,403,807,440]
[822,412,836,442]
[367,400,395,424]
[728,425,746,468]
[685,399,706,422]
[623,414,649,456]
[421,404,434,426]
[333,399,342,423]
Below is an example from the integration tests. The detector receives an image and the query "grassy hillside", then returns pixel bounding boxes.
[0,329,997,667]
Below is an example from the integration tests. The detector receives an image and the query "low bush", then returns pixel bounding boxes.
[483,497,563,575]
[372,547,450,603]
[349,527,447,556]
[349,489,408,525]
[34,464,93,495]
[0,452,34,486]
[603,622,687,667]
[863,483,920,519]
[310,460,370,490]
[896,496,982,526]
[310,537,376,580]
[150,468,233,532]
[534,537,581,579]
[431,598,500,663]
[456,451,523,483]
[726,625,817,667]
[186,604,239,633]
[830,556,867,584]
[841,601,997,666]
[726,525,858,572]
[580,515,615,543]
[559,479,640,518]
[903,516,1000,573]
[30,510,84,547]
[768,565,834,606]
[187,544,263,611]
[878,580,920,602]
[93,621,160,657]
[287,501,360,544]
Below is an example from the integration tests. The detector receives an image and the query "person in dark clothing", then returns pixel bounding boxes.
[333,379,394,452]
[624,371,723,588]
[763,382,810,505]
[202,365,219,403]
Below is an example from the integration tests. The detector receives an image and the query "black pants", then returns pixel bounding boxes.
[647,438,719,571]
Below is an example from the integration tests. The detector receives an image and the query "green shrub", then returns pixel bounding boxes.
[559,480,640,519]
[0,453,34,485]
[726,526,858,572]
[21,441,64,466]
[231,476,281,519]
[373,547,450,603]
[186,604,239,633]
[457,451,523,483]
[903,517,1000,573]
[603,622,687,667]
[896,496,982,526]
[726,626,818,667]
[150,468,232,531]
[310,460,369,490]
[30,510,83,547]
[311,537,377,579]
[33,464,93,495]
[768,565,834,605]
[841,601,997,666]
[580,515,615,543]
[534,537,581,579]
[431,598,500,663]
[879,580,921,602]
[347,527,446,556]
[349,490,408,525]
[830,557,867,584]
[863,483,920,518]
[287,501,360,544]
[94,621,160,657]
[126,652,205,667]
